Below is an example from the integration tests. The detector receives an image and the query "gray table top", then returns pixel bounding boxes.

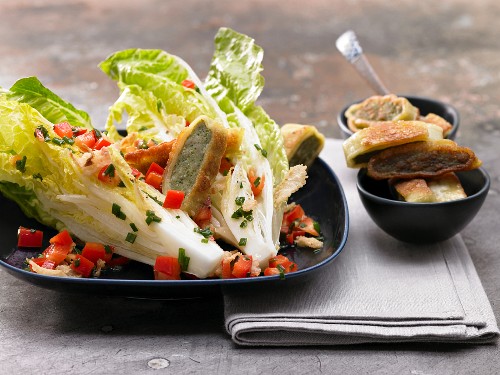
[1,1,499,374]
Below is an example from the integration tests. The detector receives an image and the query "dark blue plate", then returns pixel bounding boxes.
[0,158,349,298]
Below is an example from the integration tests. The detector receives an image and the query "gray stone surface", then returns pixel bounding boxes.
[0,0,499,374]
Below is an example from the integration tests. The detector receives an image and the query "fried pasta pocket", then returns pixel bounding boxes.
[367,139,482,180]
[343,120,443,168]
[390,173,467,203]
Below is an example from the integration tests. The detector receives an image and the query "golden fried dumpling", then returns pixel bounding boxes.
[342,120,443,168]
[162,116,228,217]
[367,139,482,180]
[390,173,467,203]
[281,123,325,167]
[345,94,419,132]
[419,113,453,138]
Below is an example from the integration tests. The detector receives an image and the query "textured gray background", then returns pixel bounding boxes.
[0,1,499,374]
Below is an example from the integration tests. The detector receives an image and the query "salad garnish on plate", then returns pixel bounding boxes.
[0,28,324,280]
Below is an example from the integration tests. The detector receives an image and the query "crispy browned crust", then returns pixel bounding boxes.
[427,173,467,202]
[419,113,453,137]
[163,116,228,217]
[124,140,175,175]
[367,139,482,180]
[343,120,444,168]
[390,178,435,202]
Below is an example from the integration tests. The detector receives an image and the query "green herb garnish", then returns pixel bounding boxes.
[178,248,190,271]
[112,203,126,220]
[15,156,27,173]
[125,232,137,243]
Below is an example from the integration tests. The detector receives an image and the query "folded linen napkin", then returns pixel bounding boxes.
[224,138,499,346]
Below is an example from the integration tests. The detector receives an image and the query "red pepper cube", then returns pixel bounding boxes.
[82,242,113,264]
[49,230,74,246]
[75,131,96,151]
[154,256,181,280]
[71,255,95,277]
[17,227,44,248]
[163,190,185,209]
[53,122,74,139]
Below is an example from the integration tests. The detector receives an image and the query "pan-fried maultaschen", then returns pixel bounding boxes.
[343,120,443,168]
[390,173,467,203]
[367,139,482,180]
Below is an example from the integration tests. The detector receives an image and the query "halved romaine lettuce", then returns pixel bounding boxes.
[98,28,298,267]
[0,89,223,278]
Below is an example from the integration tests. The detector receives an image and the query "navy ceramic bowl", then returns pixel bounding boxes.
[357,168,490,244]
[337,95,459,140]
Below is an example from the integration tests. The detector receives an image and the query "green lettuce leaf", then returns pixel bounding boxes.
[0,93,223,278]
[6,77,93,129]
[99,49,219,125]
[205,27,289,184]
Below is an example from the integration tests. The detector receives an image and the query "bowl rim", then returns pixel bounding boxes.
[356,167,490,207]
[337,94,460,138]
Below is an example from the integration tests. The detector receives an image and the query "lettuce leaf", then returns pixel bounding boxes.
[205,27,289,184]
[0,93,223,278]
[5,77,93,129]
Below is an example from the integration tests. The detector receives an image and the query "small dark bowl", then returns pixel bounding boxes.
[337,95,459,140]
[356,168,490,244]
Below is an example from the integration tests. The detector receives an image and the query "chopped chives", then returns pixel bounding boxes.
[104,245,113,254]
[112,203,126,220]
[178,248,190,271]
[15,156,27,173]
[240,220,248,228]
[276,264,286,279]
[125,232,137,243]
[253,177,261,187]
[201,238,209,244]
[238,238,247,246]
[51,137,64,146]
[130,223,138,232]
[145,210,161,225]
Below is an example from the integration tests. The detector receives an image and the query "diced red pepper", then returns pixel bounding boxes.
[221,257,233,279]
[82,242,113,264]
[145,162,164,191]
[72,127,88,136]
[97,164,122,187]
[71,255,95,277]
[17,227,43,248]
[286,230,305,245]
[283,205,305,226]
[146,162,165,177]
[53,122,74,139]
[94,137,112,150]
[181,79,196,90]
[297,217,319,237]
[145,171,163,191]
[268,255,297,273]
[248,169,265,197]
[163,190,185,209]
[263,267,281,277]
[231,255,253,278]
[75,130,96,151]
[154,256,181,280]
[42,243,73,265]
[49,230,74,246]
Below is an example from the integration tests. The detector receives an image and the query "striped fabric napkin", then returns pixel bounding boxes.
[223,139,499,346]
